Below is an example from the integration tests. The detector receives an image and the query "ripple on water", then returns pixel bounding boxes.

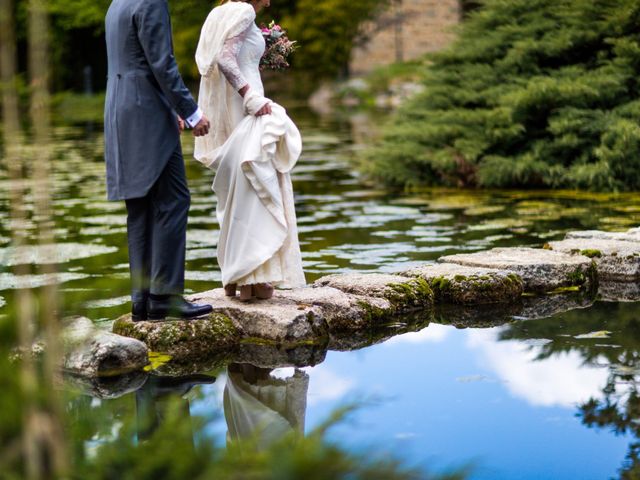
[0,243,118,266]
[0,296,5,309]
[80,214,127,225]
[0,272,90,289]
[84,296,130,309]
[187,229,219,248]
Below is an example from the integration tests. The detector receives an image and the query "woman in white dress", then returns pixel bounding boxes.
[194,0,306,301]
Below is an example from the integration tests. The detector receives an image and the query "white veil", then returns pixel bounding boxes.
[194,1,256,168]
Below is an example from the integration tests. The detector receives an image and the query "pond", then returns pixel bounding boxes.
[1,98,640,479]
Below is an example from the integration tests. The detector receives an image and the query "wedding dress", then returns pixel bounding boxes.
[194,1,305,289]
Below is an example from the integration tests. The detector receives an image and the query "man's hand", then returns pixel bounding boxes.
[193,115,210,137]
[255,103,272,117]
[177,115,185,132]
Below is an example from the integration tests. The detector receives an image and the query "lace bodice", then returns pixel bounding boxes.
[218,22,265,96]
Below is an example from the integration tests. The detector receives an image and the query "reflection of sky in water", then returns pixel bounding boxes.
[301,322,626,479]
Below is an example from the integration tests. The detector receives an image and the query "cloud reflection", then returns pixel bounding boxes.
[467,329,608,407]
[303,364,355,406]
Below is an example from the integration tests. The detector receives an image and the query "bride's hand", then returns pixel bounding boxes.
[255,103,272,116]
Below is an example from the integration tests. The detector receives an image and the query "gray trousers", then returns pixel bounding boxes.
[125,148,190,300]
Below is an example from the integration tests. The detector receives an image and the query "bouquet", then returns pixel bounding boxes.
[260,21,298,71]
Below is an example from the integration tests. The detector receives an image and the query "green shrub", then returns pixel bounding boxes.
[363,0,640,191]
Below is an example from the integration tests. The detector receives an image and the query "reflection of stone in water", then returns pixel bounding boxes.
[517,293,595,321]
[598,281,640,302]
[0,242,118,266]
[0,272,89,289]
[235,342,326,369]
[433,303,521,329]
[62,370,148,400]
[224,364,308,449]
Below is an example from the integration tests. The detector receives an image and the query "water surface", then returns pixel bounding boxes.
[1,102,639,479]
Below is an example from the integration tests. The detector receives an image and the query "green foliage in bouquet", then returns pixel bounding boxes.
[363,0,640,191]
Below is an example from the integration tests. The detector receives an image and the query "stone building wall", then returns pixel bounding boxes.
[350,0,461,75]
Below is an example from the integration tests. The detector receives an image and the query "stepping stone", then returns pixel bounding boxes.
[546,238,640,280]
[399,263,523,304]
[279,286,394,331]
[439,247,596,293]
[313,273,434,312]
[112,312,239,361]
[191,289,327,344]
[64,316,149,377]
[566,229,640,243]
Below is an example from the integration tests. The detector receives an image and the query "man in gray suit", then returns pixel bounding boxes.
[105,0,213,321]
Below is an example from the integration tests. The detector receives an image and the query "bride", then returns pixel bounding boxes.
[194,0,306,301]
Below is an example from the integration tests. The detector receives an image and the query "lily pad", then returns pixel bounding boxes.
[574,331,611,339]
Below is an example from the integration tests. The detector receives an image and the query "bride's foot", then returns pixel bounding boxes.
[254,283,274,300]
[239,285,253,302]
[224,284,237,297]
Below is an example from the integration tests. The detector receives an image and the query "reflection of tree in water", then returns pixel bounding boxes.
[498,302,640,478]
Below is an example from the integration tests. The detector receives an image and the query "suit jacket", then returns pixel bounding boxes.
[104,0,198,201]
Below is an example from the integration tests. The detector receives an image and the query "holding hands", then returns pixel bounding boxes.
[177,114,210,137]
[193,116,211,137]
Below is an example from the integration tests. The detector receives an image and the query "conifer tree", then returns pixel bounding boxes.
[364,0,640,191]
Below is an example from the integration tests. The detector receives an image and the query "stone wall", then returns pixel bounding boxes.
[350,0,461,75]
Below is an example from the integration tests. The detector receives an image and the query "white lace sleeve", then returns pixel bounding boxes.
[218,27,250,91]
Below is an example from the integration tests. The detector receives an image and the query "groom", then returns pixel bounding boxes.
[105,0,213,321]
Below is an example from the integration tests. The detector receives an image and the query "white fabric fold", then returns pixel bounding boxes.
[212,102,305,288]
[243,89,272,116]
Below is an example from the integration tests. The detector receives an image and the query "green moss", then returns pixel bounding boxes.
[356,299,390,325]
[565,262,599,292]
[580,249,602,258]
[386,277,434,310]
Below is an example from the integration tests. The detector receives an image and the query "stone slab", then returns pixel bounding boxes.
[400,263,523,304]
[64,317,149,377]
[278,286,393,331]
[547,238,640,280]
[440,247,596,293]
[566,229,640,243]
[313,273,434,311]
[112,312,238,361]
[191,289,327,343]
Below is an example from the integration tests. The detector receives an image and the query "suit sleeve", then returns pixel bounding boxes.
[135,0,198,120]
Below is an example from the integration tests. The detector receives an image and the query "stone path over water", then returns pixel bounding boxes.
[91,227,640,378]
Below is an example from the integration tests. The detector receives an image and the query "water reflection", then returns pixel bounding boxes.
[224,364,308,448]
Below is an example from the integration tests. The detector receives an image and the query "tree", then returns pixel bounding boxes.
[363,0,640,192]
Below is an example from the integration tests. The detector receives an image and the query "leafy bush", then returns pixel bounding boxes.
[363,0,640,191]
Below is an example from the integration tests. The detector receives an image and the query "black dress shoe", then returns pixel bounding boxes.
[132,300,148,321]
[147,296,213,321]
